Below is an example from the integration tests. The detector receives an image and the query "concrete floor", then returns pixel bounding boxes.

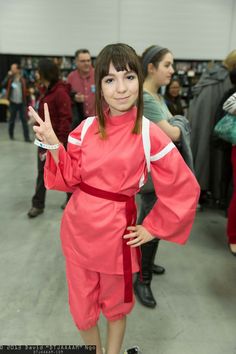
[0,121,236,354]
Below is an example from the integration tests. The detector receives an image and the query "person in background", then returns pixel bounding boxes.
[164,78,185,116]
[189,49,236,206]
[29,43,199,354]
[222,92,236,255]
[133,45,181,309]
[2,63,31,142]
[67,49,95,129]
[211,69,236,211]
[27,59,72,218]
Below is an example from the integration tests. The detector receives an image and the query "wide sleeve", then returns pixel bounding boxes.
[44,123,84,193]
[142,123,200,244]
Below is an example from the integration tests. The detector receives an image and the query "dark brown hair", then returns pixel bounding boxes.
[142,45,171,78]
[95,43,143,138]
[38,58,59,87]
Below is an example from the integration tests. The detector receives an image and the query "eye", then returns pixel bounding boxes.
[126,74,136,80]
[104,78,114,84]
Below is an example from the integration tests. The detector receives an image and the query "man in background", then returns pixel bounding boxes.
[3,63,31,142]
[67,49,95,129]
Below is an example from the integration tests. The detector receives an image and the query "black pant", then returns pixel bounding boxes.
[32,149,71,209]
[138,192,159,273]
[8,102,30,140]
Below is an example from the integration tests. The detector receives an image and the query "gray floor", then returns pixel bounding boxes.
[0,121,236,354]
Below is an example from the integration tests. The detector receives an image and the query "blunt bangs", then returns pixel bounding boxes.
[97,44,140,81]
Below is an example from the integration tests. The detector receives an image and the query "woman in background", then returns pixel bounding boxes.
[27,59,72,218]
[164,78,185,116]
[134,45,182,309]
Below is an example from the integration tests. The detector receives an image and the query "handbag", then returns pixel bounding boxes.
[213,113,236,144]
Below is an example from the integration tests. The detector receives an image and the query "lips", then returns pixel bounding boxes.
[115,96,130,101]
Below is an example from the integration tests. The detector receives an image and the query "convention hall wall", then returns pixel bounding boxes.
[0,0,235,59]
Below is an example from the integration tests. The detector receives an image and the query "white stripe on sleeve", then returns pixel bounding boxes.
[68,135,82,146]
[150,142,175,161]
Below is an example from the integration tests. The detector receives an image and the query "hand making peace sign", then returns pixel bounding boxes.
[29,103,60,146]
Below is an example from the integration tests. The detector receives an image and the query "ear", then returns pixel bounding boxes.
[147,62,155,74]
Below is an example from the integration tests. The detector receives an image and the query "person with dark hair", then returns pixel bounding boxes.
[67,49,95,129]
[28,43,199,354]
[164,78,185,116]
[3,63,31,141]
[27,59,72,218]
[133,45,182,309]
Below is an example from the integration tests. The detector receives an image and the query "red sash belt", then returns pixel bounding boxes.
[79,181,141,303]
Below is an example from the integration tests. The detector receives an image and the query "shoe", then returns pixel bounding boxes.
[124,346,142,353]
[152,264,166,275]
[9,136,14,140]
[27,207,44,218]
[25,138,32,143]
[229,244,236,256]
[134,278,156,308]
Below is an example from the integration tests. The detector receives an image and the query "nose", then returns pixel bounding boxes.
[170,66,175,75]
[116,78,127,93]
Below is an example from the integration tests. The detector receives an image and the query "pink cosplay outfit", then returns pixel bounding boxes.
[44,106,200,330]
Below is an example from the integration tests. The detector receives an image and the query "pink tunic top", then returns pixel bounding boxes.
[44,107,200,275]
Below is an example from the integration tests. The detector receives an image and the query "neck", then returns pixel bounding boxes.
[143,77,160,95]
[77,69,90,77]
[44,80,50,88]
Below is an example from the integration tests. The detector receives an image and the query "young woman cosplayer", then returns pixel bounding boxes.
[29,44,200,354]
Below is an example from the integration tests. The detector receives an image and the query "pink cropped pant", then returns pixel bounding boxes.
[65,261,135,330]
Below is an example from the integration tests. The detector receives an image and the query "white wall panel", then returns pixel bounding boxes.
[0,0,235,59]
[229,0,236,50]
[120,0,235,59]
[0,0,120,56]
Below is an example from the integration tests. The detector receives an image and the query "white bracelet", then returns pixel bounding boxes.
[34,138,60,150]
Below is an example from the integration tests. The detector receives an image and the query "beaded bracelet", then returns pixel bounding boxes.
[34,138,60,150]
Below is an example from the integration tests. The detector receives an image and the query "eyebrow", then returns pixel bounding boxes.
[104,70,135,76]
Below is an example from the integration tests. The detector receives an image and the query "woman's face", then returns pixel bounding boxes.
[168,81,181,97]
[101,62,139,116]
[151,52,174,87]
